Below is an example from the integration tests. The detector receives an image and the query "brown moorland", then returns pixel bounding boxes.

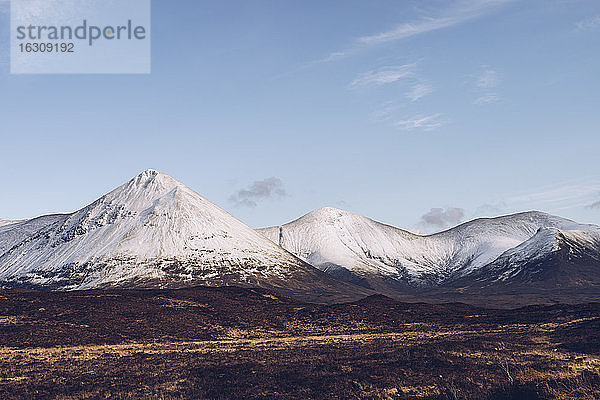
[0,287,598,399]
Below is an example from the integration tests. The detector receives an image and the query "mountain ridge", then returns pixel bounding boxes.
[258,207,600,296]
[1,172,599,305]
[0,170,371,303]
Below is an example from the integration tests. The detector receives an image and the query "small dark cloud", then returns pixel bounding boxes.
[587,200,600,209]
[420,207,465,230]
[229,177,287,208]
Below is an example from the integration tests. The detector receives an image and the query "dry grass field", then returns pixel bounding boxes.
[0,287,598,399]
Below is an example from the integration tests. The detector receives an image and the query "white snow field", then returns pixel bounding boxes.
[1,171,598,298]
[258,207,600,286]
[0,170,352,295]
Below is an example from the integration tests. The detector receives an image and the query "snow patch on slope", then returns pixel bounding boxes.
[467,226,600,283]
[0,170,310,289]
[258,208,597,286]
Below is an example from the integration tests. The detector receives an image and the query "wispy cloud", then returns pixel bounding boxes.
[358,1,511,45]
[576,15,600,30]
[473,67,501,104]
[466,180,600,224]
[229,177,287,208]
[406,83,433,102]
[474,93,500,104]
[475,179,600,216]
[396,113,444,131]
[509,182,600,207]
[316,0,513,63]
[477,69,500,88]
[349,64,415,89]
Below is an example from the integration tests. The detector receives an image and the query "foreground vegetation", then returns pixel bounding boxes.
[0,287,598,399]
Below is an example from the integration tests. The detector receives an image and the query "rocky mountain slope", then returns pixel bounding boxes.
[258,207,600,295]
[2,172,598,304]
[0,171,370,303]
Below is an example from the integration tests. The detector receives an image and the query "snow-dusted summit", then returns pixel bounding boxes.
[258,207,600,292]
[2,174,598,303]
[0,171,369,302]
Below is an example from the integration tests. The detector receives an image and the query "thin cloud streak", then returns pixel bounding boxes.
[358,0,512,45]
[576,15,600,30]
[474,93,500,104]
[477,69,500,88]
[406,83,433,101]
[473,66,501,103]
[396,113,444,131]
[473,180,600,216]
[316,0,514,64]
[349,64,415,89]
[509,182,600,205]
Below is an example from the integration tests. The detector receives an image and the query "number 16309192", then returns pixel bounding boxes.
[19,43,74,53]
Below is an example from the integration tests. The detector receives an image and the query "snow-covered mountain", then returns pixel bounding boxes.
[2,173,598,304]
[258,207,600,293]
[0,171,369,303]
[455,227,600,288]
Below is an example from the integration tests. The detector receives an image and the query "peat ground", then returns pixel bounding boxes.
[0,287,598,399]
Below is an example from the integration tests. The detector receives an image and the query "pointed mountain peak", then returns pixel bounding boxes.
[0,169,372,304]
[137,168,161,179]
[131,169,177,185]
[84,170,199,217]
[120,169,187,197]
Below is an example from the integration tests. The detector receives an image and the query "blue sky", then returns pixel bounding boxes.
[0,0,599,232]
